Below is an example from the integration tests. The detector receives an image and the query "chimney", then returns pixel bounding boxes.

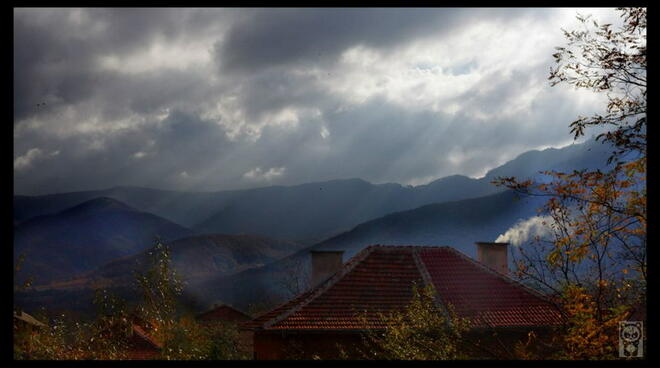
[310,250,344,286]
[475,242,509,275]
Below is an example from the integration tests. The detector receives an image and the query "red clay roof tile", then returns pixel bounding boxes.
[419,247,562,328]
[131,324,162,350]
[248,245,563,331]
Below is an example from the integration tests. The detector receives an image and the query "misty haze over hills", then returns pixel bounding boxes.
[15,138,611,241]
[14,197,193,285]
[188,189,546,310]
[14,138,615,314]
[86,234,306,286]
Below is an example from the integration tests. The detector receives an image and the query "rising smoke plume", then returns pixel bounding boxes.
[495,215,554,246]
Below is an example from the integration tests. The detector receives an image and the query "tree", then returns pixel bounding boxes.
[133,238,184,334]
[275,256,310,298]
[158,316,249,360]
[549,8,646,165]
[358,284,471,360]
[129,239,248,360]
[493,7,646,359]
[14,253,34,292]
[14,238,248,360]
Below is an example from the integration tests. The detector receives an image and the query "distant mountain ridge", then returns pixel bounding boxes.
[481,139,611,180]
[14,197,193,285]
[14,138,613,244]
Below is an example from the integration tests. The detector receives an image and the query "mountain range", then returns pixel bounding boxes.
[13,138,614,314]
[14,138,612,243]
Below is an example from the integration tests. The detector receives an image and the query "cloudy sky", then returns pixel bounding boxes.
[14,8,621,195]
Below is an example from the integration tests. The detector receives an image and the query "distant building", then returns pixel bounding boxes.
[197,304,254,356]
[13,310,46,333]
[197,304,252,324]
[243,244,564,359]
[13,310,47,359]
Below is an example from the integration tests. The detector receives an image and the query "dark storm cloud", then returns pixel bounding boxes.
[217,8,456,73]
[14,8,613,195]
[216,8,542,74]
[14,109,238,194]
[12,92,580,195]
[14,8,232,121]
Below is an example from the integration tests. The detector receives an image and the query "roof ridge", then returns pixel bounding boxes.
[368,244,452,250]
[198,304,251,319]
[132,325,162,349]
[439,247,563,312]
[13,311,46,327]
[255,244,452,330]
[262,245,379,330]
[411,248,451,323]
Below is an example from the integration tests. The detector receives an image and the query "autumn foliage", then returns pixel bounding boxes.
[358,284,472,360]
[14,240,249,360]
[494,7,646,360]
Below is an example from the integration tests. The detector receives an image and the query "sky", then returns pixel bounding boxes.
[14,8,622,195]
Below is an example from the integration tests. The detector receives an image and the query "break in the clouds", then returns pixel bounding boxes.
[14,8,622,195]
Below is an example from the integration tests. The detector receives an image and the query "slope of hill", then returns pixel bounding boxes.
[13,186,233,228]
[14,197,193,285]
[14,139,612,243]
[194,179,412,242]
[482,138,612,181]
[15,233,308,316]
[83,233,306,286]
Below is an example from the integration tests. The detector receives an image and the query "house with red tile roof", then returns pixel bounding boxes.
[243,243,564,359]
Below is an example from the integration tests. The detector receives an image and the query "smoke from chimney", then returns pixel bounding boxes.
[495,215,553,246]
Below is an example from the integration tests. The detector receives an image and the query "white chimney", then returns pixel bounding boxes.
[310,250,344,286]
[475,242,509,275]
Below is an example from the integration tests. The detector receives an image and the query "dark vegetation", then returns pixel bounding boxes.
[14,241,250,360]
